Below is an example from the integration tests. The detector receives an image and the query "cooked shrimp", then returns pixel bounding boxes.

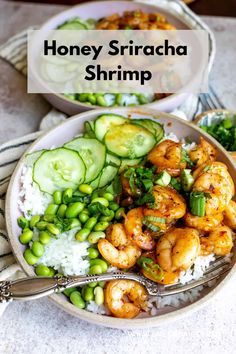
[143,185,186,221]
[184,212,223,232]
[156,227,200,273]
[224,200,236,230]
[189,137,216,167]
[124,207,155,250]
[193,172,232,214]
[105,280,148,319]
[200,226,233,256]
[193,162,235,198]
[120,173,140,197]
[147,139,186,177]
[98,224,141,269]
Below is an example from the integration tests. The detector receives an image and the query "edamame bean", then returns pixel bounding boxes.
[84,217,97,230]
[19,229,33,244]
[90,259,108,273]
[88,282,98,288]
[65,202,84,218]
[99,210,114,222]
[53,190,62,205]
[79,211,89,224]
[35,264,50,276]
[108,202,120,211]
[48,268,56,277]
[36,221,48,230]
[94,286,104,305]
[78,93,88,102]
[87,231,105,244]
[102,192,114,201]
[17,216,29,229]
[96,95,108,107]
[91,191,99,200]
[62,188,73,204]
[93,221,109,232]
[138,93,148,105]
[45,204,59,215]
[89,265,103,275]
[66,218,81,230]
[87,94,96,105]
[57,204,67,218]
[78,184,93,195]
[29,215,40,229]
[115,93,123,106]
[39,231,51,245]
[31,241,44,257]
[115,207,125,220]
[88,247,99,259]
[91,197,109,207]
[75,228,90,242]
[43,214,55,223]
[47,223,61,235]
[84,286,94,302]
[70,291,85,309]
[24,249,39,265]
[63,287,77,297]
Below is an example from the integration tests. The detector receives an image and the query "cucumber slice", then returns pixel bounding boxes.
[84,121,95,138]
[90,174,101,189]
[132,119,164,142]
[95,114,128,141]
[25,150,46,167]
[119,157,142,173]
[98,154,121,188]
[58,21,87,30]
[64,138,105,183]
[104,123,156,158]
[44,62,76,83]
[33,148,85,195]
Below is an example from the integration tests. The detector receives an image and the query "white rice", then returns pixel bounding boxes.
[39,228,90,276]
[86,301,108,315]
[18,166,52,219]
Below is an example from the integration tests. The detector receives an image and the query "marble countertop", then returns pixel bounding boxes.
[0,2,236,353]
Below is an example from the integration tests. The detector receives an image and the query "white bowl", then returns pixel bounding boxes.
[6,107,235,329]
[31,0,215,114]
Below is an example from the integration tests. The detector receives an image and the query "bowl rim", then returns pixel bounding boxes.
[6,107,236,329]
[33,0,215,110]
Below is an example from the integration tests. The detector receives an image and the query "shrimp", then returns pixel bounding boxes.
[189,137,216,167]
[147,139,186,177]
[184,212,223,232]
[124,208,155,250]
[193,172,232,214]
[200,226,233,256]
[224,200,236,230]
[143,185,186,221]
[193,162,235,198]
[105,280,148,319]
[120,173,141,197]
[98,224,141,269]
[156,227,200,273]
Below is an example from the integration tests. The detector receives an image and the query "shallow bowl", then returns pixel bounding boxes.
[6,107,236,329]
[33,0,215,114]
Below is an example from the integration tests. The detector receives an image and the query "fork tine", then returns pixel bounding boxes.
[159,265,231,297]
[204,258,230,275]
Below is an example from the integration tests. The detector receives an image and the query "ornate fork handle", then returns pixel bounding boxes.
[0,272,151,303]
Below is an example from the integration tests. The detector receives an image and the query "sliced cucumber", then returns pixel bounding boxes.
[25,150,46,167]
[84,121,95,138]
[33,148,85,195]
[132,119,164,142]
[64,138,105,183]
[104,123,156,159]
[98,154,121,188]
[58,21,87,30]
[119,157,142,173]
[95,114,128,141]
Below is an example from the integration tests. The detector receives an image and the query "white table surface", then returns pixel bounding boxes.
[0,2,236,353]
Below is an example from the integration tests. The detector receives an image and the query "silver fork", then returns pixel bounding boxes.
[0,257,231,303]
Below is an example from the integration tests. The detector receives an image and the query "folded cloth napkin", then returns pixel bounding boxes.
[0,1,225,315]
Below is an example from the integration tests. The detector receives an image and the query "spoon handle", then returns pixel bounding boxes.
[0,272,142,303]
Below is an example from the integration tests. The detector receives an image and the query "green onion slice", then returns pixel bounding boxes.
[137,256,163,281]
